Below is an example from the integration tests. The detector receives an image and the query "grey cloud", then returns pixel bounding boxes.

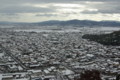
[35,12,77,17]
[36,13,58,17]
[0,0,120,14]
[0,6,55,13]
[0,0,119,6]
[81,11,98,14]
[98,2,120,13]
[0,13,18,16]
[82,1,120,14]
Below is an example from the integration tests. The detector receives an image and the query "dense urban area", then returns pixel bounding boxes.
[0,26,120,80]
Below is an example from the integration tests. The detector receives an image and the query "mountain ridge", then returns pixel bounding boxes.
[0,19,120,27]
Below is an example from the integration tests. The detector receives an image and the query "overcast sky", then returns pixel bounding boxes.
[0,0,120,22]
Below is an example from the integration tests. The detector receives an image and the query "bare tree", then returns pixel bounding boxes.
[76,70,102,80]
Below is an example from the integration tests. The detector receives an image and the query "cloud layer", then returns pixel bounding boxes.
[0,0,120,22]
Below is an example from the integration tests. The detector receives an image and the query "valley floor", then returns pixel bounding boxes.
[0,27,120,80]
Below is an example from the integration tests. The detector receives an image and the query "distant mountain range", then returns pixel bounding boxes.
[1,19,120,27]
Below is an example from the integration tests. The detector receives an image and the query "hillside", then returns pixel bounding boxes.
[82,30,120,46]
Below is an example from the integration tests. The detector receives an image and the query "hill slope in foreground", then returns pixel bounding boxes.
[82,30,120,46]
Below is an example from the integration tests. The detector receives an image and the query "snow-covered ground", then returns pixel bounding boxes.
[13,27,120,34]
[88,27,120,34]
[14,29,80,33]
[0,26,120,80]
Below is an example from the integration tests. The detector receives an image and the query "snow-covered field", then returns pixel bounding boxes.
[13,27,120,33]
[14,29,81,33]
[89,27,120,33]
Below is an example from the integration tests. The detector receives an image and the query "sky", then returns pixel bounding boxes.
[0,0,120,22]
